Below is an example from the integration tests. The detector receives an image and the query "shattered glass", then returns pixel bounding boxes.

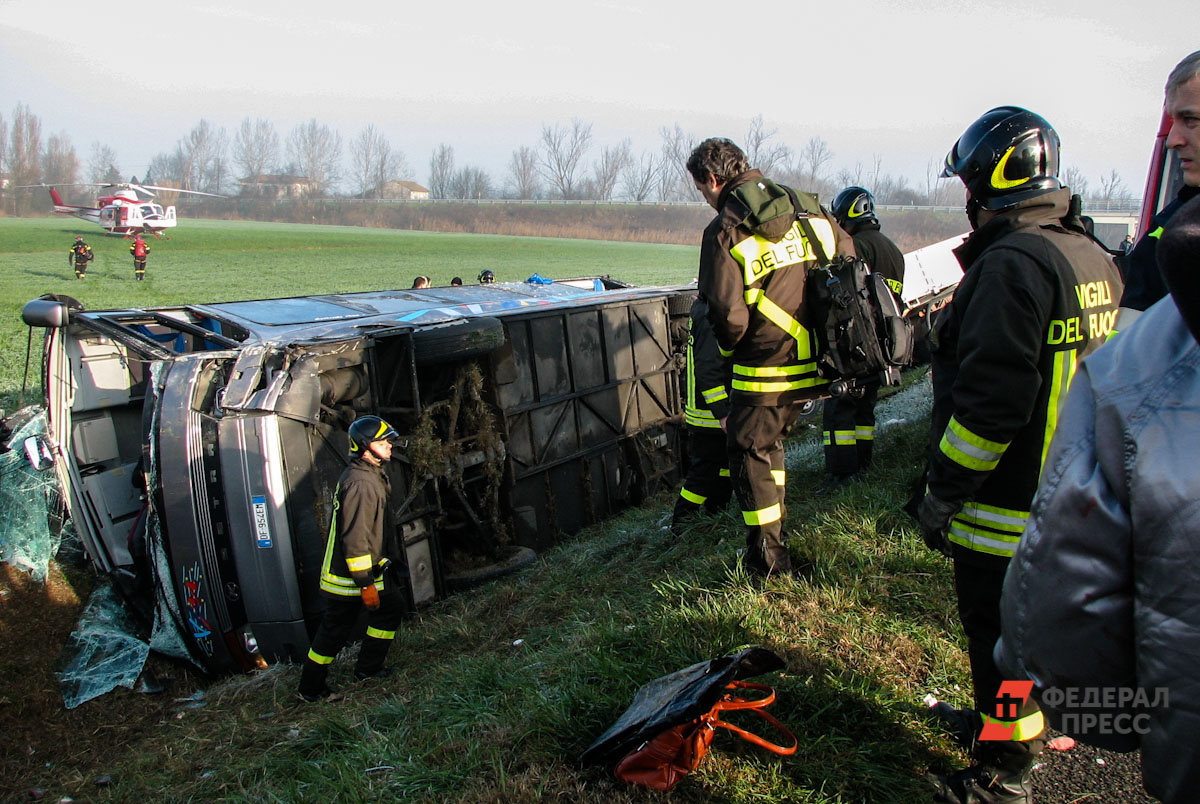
[0,408,64,582]
[54,582,150,709]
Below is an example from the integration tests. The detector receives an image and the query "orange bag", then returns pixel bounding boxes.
[613,681,797,791]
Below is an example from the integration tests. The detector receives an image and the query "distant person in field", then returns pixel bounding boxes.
[412,276,430,289]
[478,270,496,284]
[130,234,150,281]
[69,235,94,280]
[450,276,463,286]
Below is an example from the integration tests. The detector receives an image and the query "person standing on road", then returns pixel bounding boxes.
[130,234,150,281]
[919,107,1123,803]
[687,137,851,577]
[818,186,906,494]
[671,295,732,533]
[69,235,94,280]
[1113,50,1200,333]
[298,415,405,703]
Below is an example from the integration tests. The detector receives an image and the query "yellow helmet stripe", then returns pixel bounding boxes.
[990,145,1031,191]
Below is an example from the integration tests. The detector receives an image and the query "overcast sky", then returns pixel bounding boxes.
[1,0,1195,198]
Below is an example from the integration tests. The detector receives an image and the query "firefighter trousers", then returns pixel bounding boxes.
[672,424,731,526]
[953,559,1046,759]
[133,257,147,280]
[821,387,878,477]
[298,584,404,697]
[727,402,800,575]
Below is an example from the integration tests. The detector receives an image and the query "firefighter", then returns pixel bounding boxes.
[670,295,732,533]
[1114,50,1200,332]
[818,187,906,493]
[921,107,1123,803]
[687,137,851,577]
[129,234,150,280]
[297,415,405,702]
[69,235,94,279]
[478,269,496,284]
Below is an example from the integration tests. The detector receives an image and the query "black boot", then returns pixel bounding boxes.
[930,762,1032,804]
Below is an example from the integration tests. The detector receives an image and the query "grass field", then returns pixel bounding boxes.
[0,216,699,412]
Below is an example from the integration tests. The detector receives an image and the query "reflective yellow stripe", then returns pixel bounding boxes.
[680,487,706,505]
[981,710,1046,741]
[308,648,335,665]
[365,626,395,640]
[733,377,826,393]
[734,364,810,377]
[939,416,1009,472]
[1149,226,1164,239]
[743,288,811,354]
[771,469,785,486]
[885,277,903,296]
[831,429,856,446]
[856,426,875,441]
[1041,349,1078,472]
[718,468,730,477]
[990,145,1030,191]
[346,554,374,572]
[686,414,724,428]
[743,503,781,526]
[822,431,832,446]
[947,502,1030,557]
[730,220,834,286]
[719,345,734,358]
[702,386,728,404]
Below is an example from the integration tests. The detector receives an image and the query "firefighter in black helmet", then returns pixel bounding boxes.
[297,415,405,702]
[478,269,496,284]
[919,107,1123,803]
[69,235,94,280]
[818,187,905,494]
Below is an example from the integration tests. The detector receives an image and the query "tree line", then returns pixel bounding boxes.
[0,103,1135,215]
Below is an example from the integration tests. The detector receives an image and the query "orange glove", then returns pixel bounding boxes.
[360,584,380,610]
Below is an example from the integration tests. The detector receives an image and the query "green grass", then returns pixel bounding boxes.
[1,215,970,802]
[0,216,699,412]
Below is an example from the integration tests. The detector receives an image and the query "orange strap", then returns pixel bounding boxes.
[702,681,798,756]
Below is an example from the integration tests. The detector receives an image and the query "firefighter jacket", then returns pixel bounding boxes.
[997,292,1200,804]
[69,241,93,265]
[698,170,852,406]
[319,458,394,597]
[848,220,905,300]
[1117,184,1199,320]
[684,296,731,429]
[927,188,1123,570]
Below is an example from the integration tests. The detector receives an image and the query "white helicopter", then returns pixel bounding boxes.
[26,182,224,237]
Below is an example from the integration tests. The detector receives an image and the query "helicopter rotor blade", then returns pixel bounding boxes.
[138,184,226,198]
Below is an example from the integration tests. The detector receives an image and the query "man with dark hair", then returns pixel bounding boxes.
[1114,49,1200,331]
[922,107,1123,803]
[687,137,851,576]
[818,186,905,493]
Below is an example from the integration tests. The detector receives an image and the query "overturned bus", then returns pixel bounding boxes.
[22,278,694,674]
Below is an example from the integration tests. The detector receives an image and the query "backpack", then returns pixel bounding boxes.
[788,200,914,396]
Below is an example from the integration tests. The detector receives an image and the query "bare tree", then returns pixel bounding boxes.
[924,157,960,206]
[7,103,42,214]
[1098,169,1126,202]
[744,115,791,177]
[619,151,661,202]
[506,145,540,199]
[590,139,631,201]
[0,110,6,211]
[287,118,342,195]
[798,137,834,192]
[234,117,279,181]
[174,119,228,193]
[87,143,121,184]
[539,119,592,199]
[350,124,407,198]
[1061,165,1090,199]
[428,144,455,199]
[147,150,183,188]
[41,131,79,187]
[447,166,492,199]
[656,123,696,202]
